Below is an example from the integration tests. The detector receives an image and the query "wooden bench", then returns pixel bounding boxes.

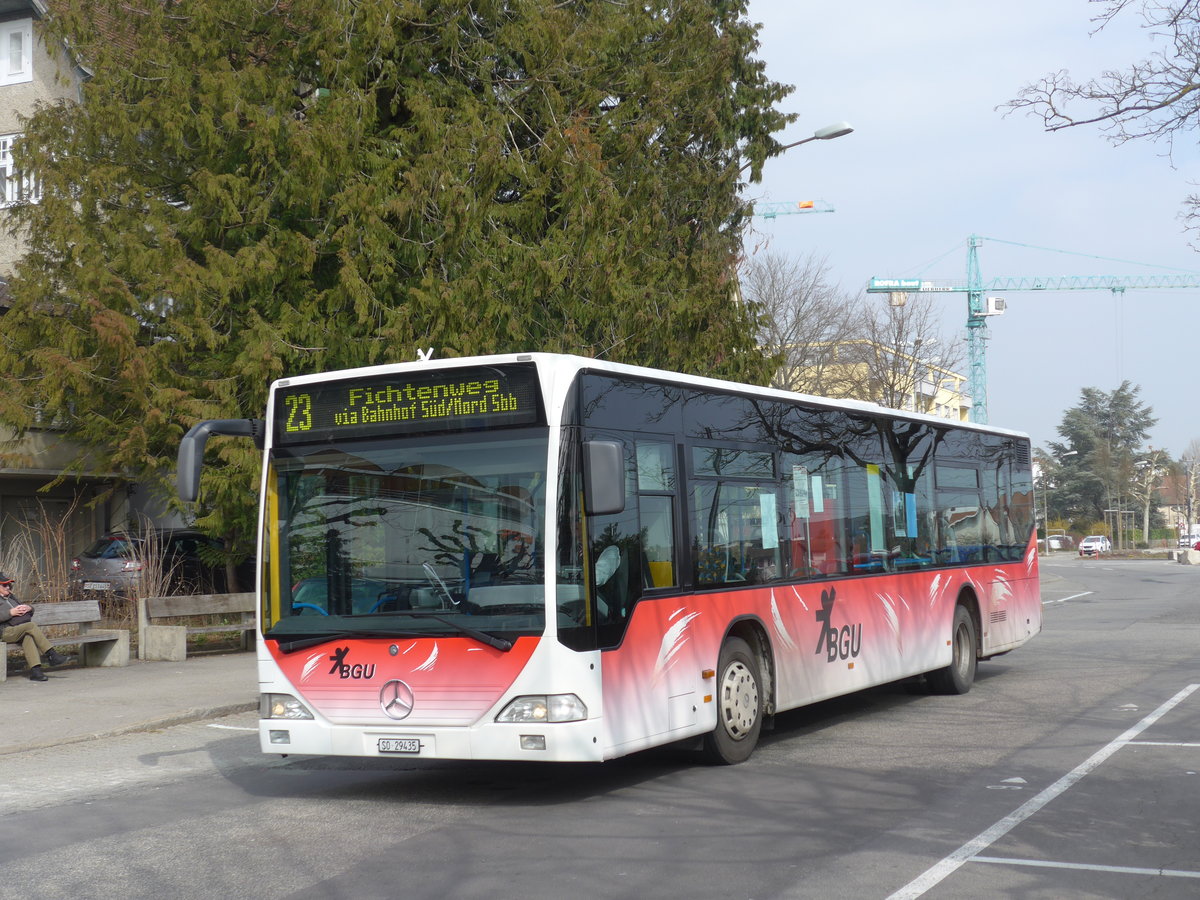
[137,592,256,661]
[2,598,130,682]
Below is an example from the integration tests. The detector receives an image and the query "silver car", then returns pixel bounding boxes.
[70,530,231,597]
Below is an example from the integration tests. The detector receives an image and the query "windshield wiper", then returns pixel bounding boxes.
[271,615,513,654]
[424,614,512,651]
[272,631,420,653]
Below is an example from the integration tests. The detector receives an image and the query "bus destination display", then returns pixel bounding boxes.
[274,364,541,444]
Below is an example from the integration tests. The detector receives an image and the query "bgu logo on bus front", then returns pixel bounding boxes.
[814,588,862,663]
[328,646,377,680]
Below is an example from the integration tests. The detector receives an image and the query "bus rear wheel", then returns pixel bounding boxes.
[702,636,763,764]
[927,604,977,695]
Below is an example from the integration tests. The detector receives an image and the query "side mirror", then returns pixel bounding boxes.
[177,418,262,502]
[583,440,625,516]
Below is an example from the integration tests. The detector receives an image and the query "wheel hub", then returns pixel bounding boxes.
[719,660,759,739]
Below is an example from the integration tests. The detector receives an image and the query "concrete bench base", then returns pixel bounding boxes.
[141,623,254,661]
[138,593,256,661]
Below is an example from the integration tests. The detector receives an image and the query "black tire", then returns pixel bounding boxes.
[702,636,763,764]
[927,604,977,695]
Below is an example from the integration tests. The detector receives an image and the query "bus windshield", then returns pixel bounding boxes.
[264,430,548,643]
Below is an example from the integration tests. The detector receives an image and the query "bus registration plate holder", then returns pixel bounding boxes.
[378,737,421,754]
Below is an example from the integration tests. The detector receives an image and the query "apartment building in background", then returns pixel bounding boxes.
[0,1,163,591]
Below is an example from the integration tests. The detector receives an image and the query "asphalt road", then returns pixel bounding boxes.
[4,556,1198,899]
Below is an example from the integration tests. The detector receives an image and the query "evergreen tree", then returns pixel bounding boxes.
[0,0,793,553]
[1048,381,1156,524]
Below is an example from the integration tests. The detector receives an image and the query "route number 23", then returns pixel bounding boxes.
[284,393,313,432]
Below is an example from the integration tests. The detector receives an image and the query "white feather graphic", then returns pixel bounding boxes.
[415,643,439,672]
[790,585,810,611]
[301,651,325,682]
[878,592,900,637]
[651,611,700,685]
[878,591,902,655]
[770,589,797,651]
[992,571,1012,605]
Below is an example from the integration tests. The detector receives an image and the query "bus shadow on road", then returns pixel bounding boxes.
[220,668,1013,807]
[761,665,1012,748]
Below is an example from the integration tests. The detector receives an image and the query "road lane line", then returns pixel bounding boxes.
[1045,591,1093,604]
[885,683,1200,900]
[972,856,1200,879]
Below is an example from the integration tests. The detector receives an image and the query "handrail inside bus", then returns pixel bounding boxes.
[177,418,263,502]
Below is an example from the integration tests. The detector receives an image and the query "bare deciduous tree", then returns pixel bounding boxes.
[1127,446,1168,544]
[744,252,965,410]
[743,251,864,395]
[850,293,967,412]
[1005,1,1200,226]
[1181,438,1200,527]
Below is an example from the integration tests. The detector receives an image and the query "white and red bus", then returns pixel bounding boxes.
[178,353,1040,764]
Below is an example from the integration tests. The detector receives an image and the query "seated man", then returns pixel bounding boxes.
[0,574,72,682]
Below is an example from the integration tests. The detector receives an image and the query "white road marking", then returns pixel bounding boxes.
[885,683,1200,900]
[972,856,1200,879]
[206,724,258,731]
[1045,591,1093,604]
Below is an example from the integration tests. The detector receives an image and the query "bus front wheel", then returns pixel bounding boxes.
[927,605,977,695]
[702,636,763,764]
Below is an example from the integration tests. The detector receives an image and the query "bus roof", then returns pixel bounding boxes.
[272,352,1031,441]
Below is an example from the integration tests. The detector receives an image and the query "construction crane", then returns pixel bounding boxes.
[752,200,835,219]
[867,234,1200,424]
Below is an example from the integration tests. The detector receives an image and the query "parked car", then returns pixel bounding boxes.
[1045,534,1074,551]
[70,529,250,597]
[1078,535,1111,557]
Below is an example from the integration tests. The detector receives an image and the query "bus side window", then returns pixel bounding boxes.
[636,441,677,589]
[692,482,783,586]
[935,465,982,564]
[587,436,673,646]
[781,455,846,578]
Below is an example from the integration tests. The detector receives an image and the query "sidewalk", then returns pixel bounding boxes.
[0,651,258,756]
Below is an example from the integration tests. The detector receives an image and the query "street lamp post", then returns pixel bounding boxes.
[740,121,854,174]
[777,121,855,153]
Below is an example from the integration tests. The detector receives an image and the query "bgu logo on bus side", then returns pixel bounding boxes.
[814,588,862,663]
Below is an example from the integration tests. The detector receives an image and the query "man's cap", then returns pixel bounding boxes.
[0,573,14,585]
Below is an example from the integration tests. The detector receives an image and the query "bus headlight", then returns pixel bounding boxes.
[260,693,314,720]
[496,694,587,723]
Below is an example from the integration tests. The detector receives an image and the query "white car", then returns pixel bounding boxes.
[1078,535,1111,556]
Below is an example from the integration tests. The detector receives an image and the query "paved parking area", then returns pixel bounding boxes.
[888,682,1200,898]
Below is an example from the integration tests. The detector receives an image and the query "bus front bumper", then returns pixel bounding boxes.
[258,716,608,762]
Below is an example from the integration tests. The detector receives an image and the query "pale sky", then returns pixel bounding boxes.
[745,0,1199,457]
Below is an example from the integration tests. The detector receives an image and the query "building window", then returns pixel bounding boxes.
[0,19,33,86]
[0,133,39,206]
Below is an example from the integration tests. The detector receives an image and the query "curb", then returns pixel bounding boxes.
[0,701,257,757]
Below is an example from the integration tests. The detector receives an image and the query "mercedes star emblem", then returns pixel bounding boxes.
[379,679,415,720]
